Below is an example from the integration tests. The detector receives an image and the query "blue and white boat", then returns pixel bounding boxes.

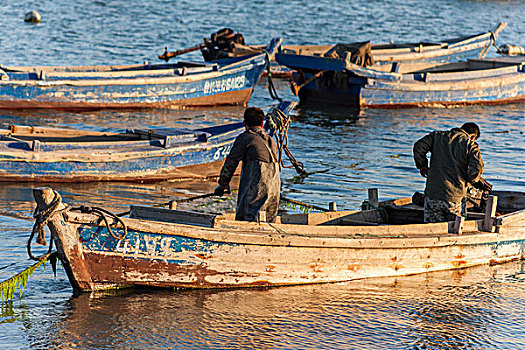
[0,122,243,182]
[0,38,282,111]
[277,54,525,108]
[268,23,507,77]
[0,101,296,182]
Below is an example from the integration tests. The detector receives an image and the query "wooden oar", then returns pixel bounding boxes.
[158,43,206,62]
[174,192,216,203]
[117,192,218,216]
[280,195,328,212]
[118,189,328,217]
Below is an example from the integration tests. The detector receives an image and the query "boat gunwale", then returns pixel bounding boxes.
[60,210,506,250]
[276,36,492,71]
[0,59,265,87]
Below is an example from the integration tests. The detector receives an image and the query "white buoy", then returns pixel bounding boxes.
[24,11,41,23]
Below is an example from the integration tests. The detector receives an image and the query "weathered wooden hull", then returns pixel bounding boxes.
[0,39,281,110]
[33,188,525,292]
[0,124,243,182]
[0,88,254,111]
[240,26,504,77]
[290,57,525,108]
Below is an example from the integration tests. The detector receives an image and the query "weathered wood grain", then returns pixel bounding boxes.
[35,187,525,292]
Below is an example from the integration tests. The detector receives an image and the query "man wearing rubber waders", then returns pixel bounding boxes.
[413,122,492,223]
[214,107,281,222]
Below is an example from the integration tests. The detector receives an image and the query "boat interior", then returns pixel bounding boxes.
[0,124,241,144]
[0,51,264,81]
[414,56,525,74]
[278,32,488,58]
[128,190,524,229]
[385,56,525,82]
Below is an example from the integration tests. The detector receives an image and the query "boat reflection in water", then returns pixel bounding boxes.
[33,261,525,349]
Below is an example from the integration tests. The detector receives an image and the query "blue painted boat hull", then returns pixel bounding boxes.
[291,57,525,108]
[0,123,244,182]
[0,101,296,182]
[0,39,282,110]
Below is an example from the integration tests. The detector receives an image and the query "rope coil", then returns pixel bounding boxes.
[72,205,127,241]
[266,108,306,175]
[28,190,64,261]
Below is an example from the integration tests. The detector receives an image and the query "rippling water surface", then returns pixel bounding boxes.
[1,0,524,349]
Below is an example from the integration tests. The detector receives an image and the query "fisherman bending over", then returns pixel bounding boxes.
[413,122,491,223]
[214,107,281,222]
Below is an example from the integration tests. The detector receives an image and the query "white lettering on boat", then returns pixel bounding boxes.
[115,235,197,260]
[213,145,232,161]
[204,76,245,94]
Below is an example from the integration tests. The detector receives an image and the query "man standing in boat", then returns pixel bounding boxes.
[413,122,491,223]
[214,107,281,222]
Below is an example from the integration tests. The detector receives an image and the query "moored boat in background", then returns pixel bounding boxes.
[158,25,506,78]
[226,23,506,77]
[0,101,296,182]
[277,55,525,108]
[0,38,282,111]
[0,122,243,182]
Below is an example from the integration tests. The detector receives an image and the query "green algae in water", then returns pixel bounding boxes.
[0,252,58,304]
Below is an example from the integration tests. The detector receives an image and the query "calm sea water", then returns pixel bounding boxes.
[1,0,524,348]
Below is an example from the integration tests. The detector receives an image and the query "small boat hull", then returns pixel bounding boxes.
[0,38,282,110]
[0,101,296,182]
[290,57,525,108]
[0,88,255,111]
[0,123,243,182]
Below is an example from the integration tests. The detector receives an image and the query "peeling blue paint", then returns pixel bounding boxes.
[0,122,244,181]
[0,38,282,109]
[78,226,233,265]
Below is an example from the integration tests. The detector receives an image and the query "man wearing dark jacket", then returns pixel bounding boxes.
[214,107,280,222]
[413,122,488,223]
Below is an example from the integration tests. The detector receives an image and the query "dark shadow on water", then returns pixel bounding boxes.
[294,104,362,127]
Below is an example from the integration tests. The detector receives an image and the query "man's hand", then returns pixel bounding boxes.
[214,184,230,196]
[419,167,429,178]
[473,177,493,192]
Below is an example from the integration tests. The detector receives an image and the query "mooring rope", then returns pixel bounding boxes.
[265,52,282,102]
[72,206,128,240]
[266,107,306,175]
[27,190,63,261]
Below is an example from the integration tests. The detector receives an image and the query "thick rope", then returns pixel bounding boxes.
[265,52,282,102]
[72,206,127,240]
[28,190,63,261]
[266,108,306,175]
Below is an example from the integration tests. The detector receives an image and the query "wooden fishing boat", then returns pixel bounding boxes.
[236,24,506,77]
[0,122,244,182]
[32,187,525,292]
[277,55,525,108]
[0,101,295,182]
[0,38,281,111]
